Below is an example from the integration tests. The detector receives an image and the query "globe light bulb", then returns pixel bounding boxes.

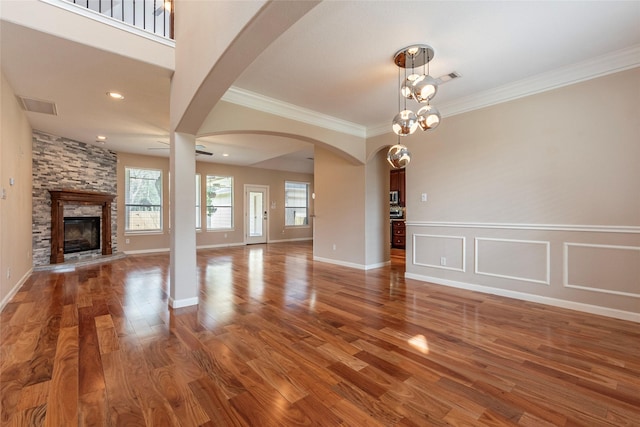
[411,75,438,103]
[392,110,418,136]
[387,144,411,169]
[417,105,441,131]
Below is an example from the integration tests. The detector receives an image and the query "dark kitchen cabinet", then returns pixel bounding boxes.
[390,170,399,192]
[392,220,405,249]
[390,169,406,206]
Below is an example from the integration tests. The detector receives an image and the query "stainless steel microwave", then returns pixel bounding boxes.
[390,191,399,204]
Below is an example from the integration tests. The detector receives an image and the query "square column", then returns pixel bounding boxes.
[169,132,198,308]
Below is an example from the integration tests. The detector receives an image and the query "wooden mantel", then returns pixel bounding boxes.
[49,189,116,264]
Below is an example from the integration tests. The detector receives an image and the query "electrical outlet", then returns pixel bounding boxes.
[421,193,428,202]
[125,238,130,244]
[440,257,447,266]
[332,244,336,251]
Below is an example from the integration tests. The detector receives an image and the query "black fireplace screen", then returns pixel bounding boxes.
[64,217,100,254]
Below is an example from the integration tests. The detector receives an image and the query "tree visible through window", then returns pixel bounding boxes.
[125,168,162,231]
[285,181,309,226]
[206,176,233,230]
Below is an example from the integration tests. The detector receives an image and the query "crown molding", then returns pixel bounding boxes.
[367,44,640,138]
[226,44,639,139]
[221,86,367,138]
[366,122,393,138]
[439,45,640,118]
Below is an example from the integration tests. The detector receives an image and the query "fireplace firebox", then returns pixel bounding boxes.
[64,217,100,254]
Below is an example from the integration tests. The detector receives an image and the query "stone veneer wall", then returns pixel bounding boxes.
[32,131,118,266]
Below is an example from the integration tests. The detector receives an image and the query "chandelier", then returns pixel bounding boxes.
[392,44,441,136]
[388,44,443,169]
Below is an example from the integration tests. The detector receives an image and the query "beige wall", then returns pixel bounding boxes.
[403,68,640,320]
[117,152,313,253]
[171,1,317,133]
[365,149,390,266]
[0,71,33,308]
[171,0,264,131]
[313,147,367,267]
[199,101,366,164]
[1,0,174,70]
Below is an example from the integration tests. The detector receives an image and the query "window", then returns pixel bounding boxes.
[206,176,233,230]
[285,181,309,226]
[195,174,201,230]
[125,168,162,231]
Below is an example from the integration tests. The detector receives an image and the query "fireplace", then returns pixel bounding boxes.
[64,217,100,254]
[49,190,115,264]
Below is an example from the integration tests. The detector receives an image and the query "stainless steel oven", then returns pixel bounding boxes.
[390,190,399,205]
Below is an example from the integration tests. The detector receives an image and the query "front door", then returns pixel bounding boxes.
[245,185,268,244]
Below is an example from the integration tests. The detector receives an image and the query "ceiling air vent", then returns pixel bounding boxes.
[435,71,462,85]
[16,96,58,115]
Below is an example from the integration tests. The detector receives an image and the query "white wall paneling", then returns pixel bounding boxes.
[474,238,550,285]
[563,243,640,298]
[412,234,466,272]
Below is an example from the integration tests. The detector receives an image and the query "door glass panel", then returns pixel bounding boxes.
[249,191,263,237]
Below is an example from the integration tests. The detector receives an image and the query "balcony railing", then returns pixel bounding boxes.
[63,0,173,39]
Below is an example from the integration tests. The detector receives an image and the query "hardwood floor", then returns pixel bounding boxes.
[1,241,639,426]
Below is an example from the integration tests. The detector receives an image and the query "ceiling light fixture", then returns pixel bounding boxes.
[96,135,107,142]
[388,44,445,169]
[392,44,441,136]
[106,92,124,100]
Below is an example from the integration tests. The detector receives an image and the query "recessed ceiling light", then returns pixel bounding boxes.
[222,153,229,157]
[106,92,124,100]
[96,135,107,141]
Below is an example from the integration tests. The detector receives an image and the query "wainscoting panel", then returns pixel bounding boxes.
[475,238,550,285]
[412,234,466,272]
[564,243,640,298]
[405,222,640,319]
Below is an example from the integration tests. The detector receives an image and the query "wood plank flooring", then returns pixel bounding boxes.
[1,241,639,426]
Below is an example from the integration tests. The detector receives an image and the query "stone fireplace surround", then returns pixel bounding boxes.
[49,190,116,264]
[32,131,118,267]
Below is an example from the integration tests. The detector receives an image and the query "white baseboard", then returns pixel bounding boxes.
[366,260,390,270]
[268,237,313,243]
[313,256,389,271]
[168,296,198,308]
[405,272,640,323]
[123,248,170,255]
[0,268,33,312]
[197,242,246,250]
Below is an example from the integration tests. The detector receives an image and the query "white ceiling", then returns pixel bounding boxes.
[2,1,639,175]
